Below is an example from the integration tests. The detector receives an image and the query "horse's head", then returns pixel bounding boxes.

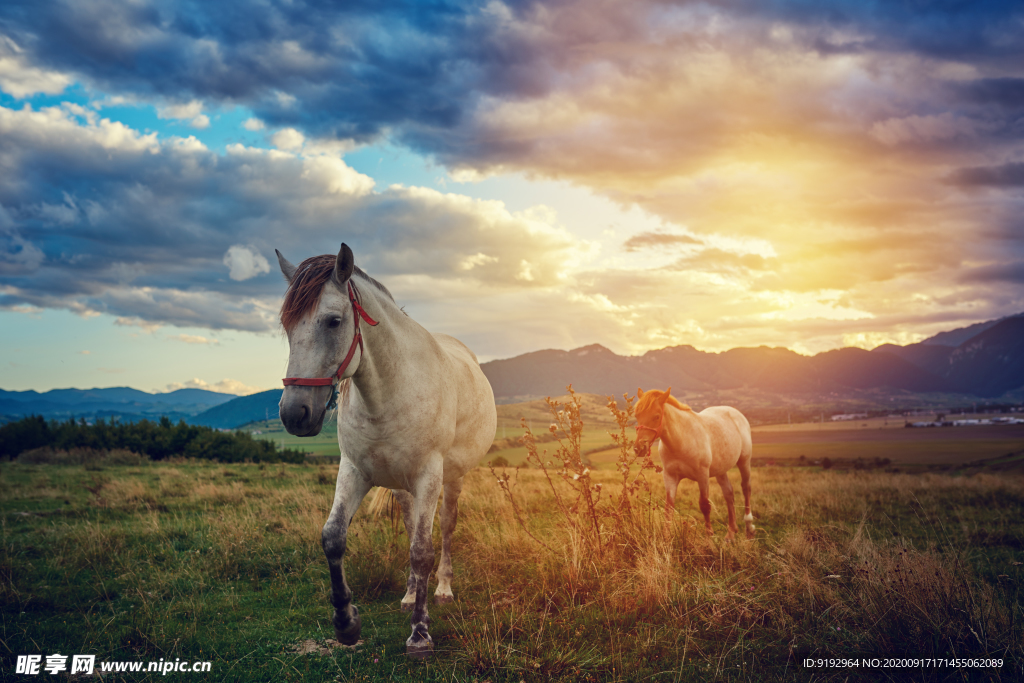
[276,243,362,437]
[634,387,674,445]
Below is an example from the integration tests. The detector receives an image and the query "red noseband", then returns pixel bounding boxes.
[635,421,662,442]
[282,281,379,388]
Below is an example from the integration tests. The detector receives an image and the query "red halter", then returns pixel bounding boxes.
[282,281,379,388]
[635,416,663,442]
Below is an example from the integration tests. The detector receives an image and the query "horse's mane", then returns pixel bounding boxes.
[280,254,395,332]
[636,389,692,414]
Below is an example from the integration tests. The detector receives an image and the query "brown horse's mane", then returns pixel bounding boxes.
[280,254,394,332]
[636,389,692,415]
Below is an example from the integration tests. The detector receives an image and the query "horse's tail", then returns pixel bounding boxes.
[365,486,395,518]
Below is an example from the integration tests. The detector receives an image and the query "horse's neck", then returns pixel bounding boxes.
[663,405,699,448]
[348,280,436,416]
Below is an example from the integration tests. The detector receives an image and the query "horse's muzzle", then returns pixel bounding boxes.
[280,388,328,436]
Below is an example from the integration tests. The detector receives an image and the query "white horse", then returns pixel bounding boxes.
[634,387,755,541]
[276,244,497,658]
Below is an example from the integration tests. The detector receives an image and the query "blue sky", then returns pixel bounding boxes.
[2,1,1023,394]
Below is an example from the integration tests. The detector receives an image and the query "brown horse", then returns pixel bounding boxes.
[634,387,754,540]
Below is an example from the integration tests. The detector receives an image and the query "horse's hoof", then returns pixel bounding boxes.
[400,600,415,612]
[434,593,454,605]
[406,641,433,659]
[333,607,361,646]
[406,631,433,659]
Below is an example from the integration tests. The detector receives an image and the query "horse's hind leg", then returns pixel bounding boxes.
[738,457,755,539]
[434,477,463,605]
[696,471,714,536]
[392,489,418,612]
[404,469,444,659]
[716,473,739,541]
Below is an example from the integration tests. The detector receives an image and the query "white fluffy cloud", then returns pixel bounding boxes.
[223,245,271,281]
[0,36,72,98]
[164,377,264,395]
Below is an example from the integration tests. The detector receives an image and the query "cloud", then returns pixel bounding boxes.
[2,0,1024,357]
[164,377,263,395]
[0,36,72,98]
[167,334,219,345]
[869,113,987,146]
[948,162,1024,187]
[0,103,589,334]
[957,262,1024,285]
[623,231,702,252]
[223,245,271,281]
[157,100,204,121]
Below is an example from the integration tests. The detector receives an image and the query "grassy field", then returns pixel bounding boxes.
[2,454,1022,682]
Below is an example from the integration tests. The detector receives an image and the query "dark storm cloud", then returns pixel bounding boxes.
[957,261,1024,285]
[0,0,544,143]
[4,1,1021,157]
[951,78,1024,108]
[948,162,1024,188]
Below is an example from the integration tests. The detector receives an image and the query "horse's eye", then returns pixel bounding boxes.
[328,317,342,329]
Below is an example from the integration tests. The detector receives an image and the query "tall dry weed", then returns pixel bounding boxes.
[491,386,661,562]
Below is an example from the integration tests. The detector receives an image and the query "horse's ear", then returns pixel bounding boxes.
[637,387,644,398]
[333,243,354,287]
[276,249,297,283]
[660,387,672,404]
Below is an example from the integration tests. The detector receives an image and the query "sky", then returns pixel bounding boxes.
[2,0,1023,395]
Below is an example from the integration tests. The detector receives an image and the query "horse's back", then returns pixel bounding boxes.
[698,406,752,472]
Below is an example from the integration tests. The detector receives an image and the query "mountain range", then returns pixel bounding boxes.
[480,314,1024,402]
[3,313,1022,429]
[0,387,236,424]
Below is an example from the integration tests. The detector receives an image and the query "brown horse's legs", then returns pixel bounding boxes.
[662,469,681,521]
[434,477,463,604]
[716,473,738,541]
[695,471,713,536]
[738,458,755,539]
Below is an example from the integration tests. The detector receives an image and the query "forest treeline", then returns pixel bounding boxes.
[0,415,306,463]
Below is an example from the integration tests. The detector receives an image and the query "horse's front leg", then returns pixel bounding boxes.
[405,465,444,659]
[323,461,372,645]
[662,468,682,522]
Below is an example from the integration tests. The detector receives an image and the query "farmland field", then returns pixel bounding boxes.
[2,454,1022,682]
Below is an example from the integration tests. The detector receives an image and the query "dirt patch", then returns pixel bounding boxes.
[288,639,363,655]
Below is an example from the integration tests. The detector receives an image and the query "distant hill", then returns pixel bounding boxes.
[871,316,1024,397]
[920,315,1021,347]
[481,343,951,401]
[481,313,1024,401]
[0,386,236,422]
[190,390,284,429]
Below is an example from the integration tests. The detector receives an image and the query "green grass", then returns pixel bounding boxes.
[2,458,1022,682]
[753,439,1024,467]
